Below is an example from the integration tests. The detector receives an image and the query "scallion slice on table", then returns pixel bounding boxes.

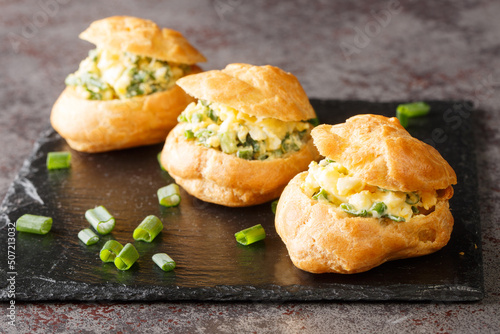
[152,253,176,272]
[46,151,71,170]
[235,224,266,245]
[100,240,123,262]
[157,184,181,207]
[396,102,431,127]
[16,214,52,234]
[114,243,139,270]
[78,228,99,245]
[157,152,166,171]
[85,206,115,234]
[133,215,163,242]
[271,200,279,214]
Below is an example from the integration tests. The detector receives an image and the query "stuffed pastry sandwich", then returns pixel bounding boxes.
[51,16,206,152]
[161,63,319,207]
[275,114,457,274]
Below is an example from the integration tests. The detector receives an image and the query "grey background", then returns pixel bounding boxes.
[1,0,499,332]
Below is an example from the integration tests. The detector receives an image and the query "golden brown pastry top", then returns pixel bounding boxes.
[311,114,457,192]
[79,16,206,64]
[176,63,316,121]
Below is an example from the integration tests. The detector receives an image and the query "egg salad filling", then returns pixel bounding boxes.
[65,48,192,100]
[177,100,314,161]
[302,159,438,222]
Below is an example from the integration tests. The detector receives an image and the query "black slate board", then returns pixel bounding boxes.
[0,100,484,302]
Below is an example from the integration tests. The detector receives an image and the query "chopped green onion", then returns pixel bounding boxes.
[307,118,320,127]
[152,253,176,272]
[397,111,409,127]
[133,215,163,242]
[85,206,115,235]
[369,202,387,217]
[386,214,406,222]
[312,188,328,200]
[114,243,139,270]
[184,129,195,139]
[16,214,52,234]
[405,192,420,205]
[235,224,266,245]
[157,184,181,207]
[271,200,279,214]
[157,152,166,171]
[100,240,123,262]
[340,203,368,217]
[396,102,430,127]
[236,146,253,160]
[78,228,99,245]
[411,206,420,214]
[46,151,71,170]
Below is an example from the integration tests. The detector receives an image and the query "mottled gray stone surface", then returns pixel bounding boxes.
[0,0,499,333]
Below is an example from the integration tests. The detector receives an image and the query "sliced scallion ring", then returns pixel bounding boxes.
[157,152,166,171]
[312,188,328,200]
[100,240,123,262]
[16,214,52,235]
[369,202,387,217]
[396,102,430,128]
[271,200,279,214]
[386,214,406,222]
[405,192,420,205]
[78,228,99,245]
[340,203,368,217]
[133,215,163,242]
[46,151,71,170]
[152,253,176,272]
[85,206,115,235]
[157,184,181,207]
[235,224,266,245]
[114,243,139,270]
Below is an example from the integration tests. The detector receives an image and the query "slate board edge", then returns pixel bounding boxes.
[0,281,484,302]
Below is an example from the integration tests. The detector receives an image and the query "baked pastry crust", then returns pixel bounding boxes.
[311,114,457,192]
[176,63,316,121]
[275,172,454,274]
[161,124,319,207]
[51,76,197,152]
[275,114,457,274]
[51,16,205,152]
[79,16,206,64]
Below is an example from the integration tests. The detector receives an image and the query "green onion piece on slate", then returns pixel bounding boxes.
[157,152,166,171]
[100,240,123,262]
[235,224,266,245]
[78,228,99,245]
[16,214,52,235]
[396,102,430,127]
[85,206,115,235]
[157,184,181,207]
[133,215,163,242]
[396,111,409,127]
[152,253,176,272]
[114,243,139,270]
[46,151,71,170]
[271,200,279,214]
